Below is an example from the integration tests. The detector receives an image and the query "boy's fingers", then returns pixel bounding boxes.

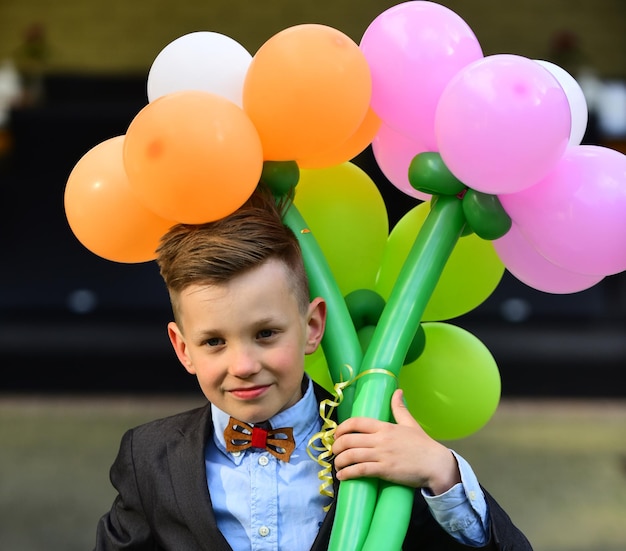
[334,415,379,439]
[391,389,420,427]
[335,389,417,439]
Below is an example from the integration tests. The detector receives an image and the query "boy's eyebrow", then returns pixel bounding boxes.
[250,315,281,326]
[190,328,221,342]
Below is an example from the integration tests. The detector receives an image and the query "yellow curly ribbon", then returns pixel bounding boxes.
[306,366,398,510]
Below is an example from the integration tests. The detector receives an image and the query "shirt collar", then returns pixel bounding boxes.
[211,376,320,462]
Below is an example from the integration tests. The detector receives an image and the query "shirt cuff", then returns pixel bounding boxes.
[421,450,490,546]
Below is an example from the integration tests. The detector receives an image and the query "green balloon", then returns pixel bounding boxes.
[357,325,376,353]
[462,189,512,240]
[408,152,466,196]
[399,322,501,440]
[376,202,505,321]
[294,163,389,297]
[345,289,386,330]
[260,160,300,197]
[403,323,426,365]
[304,346,335,394]
[343,292,431,366]
[359,322,428,363]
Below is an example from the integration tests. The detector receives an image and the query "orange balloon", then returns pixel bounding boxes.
[64,136,175,263]
[124,90,263,224]
[243,24,372,161]
[297,107,382,168]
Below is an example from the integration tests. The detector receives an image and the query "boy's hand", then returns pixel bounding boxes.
[332,389,461,495]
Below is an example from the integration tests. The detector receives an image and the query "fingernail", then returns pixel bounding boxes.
[400,389,408,407]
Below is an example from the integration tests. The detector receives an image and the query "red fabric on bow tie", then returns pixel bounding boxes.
[223,417,296,462]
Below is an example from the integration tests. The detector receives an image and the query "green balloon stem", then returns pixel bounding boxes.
[361,483,415,551]
[331,478,380,551]
[360,195,466,378]
[283,204,362,422]
[328,195,467,551]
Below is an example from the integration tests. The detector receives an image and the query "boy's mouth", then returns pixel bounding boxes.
[229,384,271,400]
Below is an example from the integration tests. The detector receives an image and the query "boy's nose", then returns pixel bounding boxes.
[227,346,262,377]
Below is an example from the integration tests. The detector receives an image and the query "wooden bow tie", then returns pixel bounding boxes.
[224,417,296,462]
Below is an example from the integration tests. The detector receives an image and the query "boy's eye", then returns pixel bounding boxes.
[257,329,275,339]
[205,337,224,347]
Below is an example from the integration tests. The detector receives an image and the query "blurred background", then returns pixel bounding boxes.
[0,1,625,550]
[1,0,625,396]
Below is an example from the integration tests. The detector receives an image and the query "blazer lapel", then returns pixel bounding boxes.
[168,404,233,551]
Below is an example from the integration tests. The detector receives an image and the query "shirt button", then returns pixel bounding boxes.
[468,491,477,501]
[258,526,270,537]
[258,455,269,466]
[231,451,242,457]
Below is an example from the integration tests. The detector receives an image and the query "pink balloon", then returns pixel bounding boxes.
[493,224,603,294]
[372,123,430,200]
[500,145,626,276]
[436,54,571,194]
[360,1,483,150]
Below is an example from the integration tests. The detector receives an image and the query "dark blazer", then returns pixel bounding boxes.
[95,384,533,551]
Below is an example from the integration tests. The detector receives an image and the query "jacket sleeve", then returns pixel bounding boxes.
[94,429,156,551]
[483,488,534,551]
[401,488,533,551]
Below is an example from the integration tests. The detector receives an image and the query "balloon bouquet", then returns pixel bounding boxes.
[63,2,626,550]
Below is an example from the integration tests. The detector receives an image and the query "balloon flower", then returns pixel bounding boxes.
[61,3,626,551]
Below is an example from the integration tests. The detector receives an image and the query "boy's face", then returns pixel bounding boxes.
[167,258,326,424]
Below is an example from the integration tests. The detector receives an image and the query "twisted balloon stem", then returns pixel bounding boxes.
[283,204,363,422]
[328,194,467,551]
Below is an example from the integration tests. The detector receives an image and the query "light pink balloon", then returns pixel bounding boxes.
[493,224,603,294]
[372,123,430,200]
[436,54,571,194]
[500,145,626,276]
[360,1,483,150]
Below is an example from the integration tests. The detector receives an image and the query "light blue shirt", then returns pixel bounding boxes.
[206,378,489,550]
[422,451,490,547]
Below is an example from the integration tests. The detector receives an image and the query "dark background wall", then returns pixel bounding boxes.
[1,1,625,397]
[1,0,625,77]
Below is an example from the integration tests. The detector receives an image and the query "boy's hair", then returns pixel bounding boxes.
[155,186,310,321]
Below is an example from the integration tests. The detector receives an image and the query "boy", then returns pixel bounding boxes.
[94,187,532,550]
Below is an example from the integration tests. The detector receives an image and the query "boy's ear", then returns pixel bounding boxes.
[167,322,196,374]
[305,297,327,354]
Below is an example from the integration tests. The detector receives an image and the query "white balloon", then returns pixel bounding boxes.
[147,31,252,107]
[535,59,589,146]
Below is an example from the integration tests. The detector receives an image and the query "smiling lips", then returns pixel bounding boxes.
[229,384,271,400]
